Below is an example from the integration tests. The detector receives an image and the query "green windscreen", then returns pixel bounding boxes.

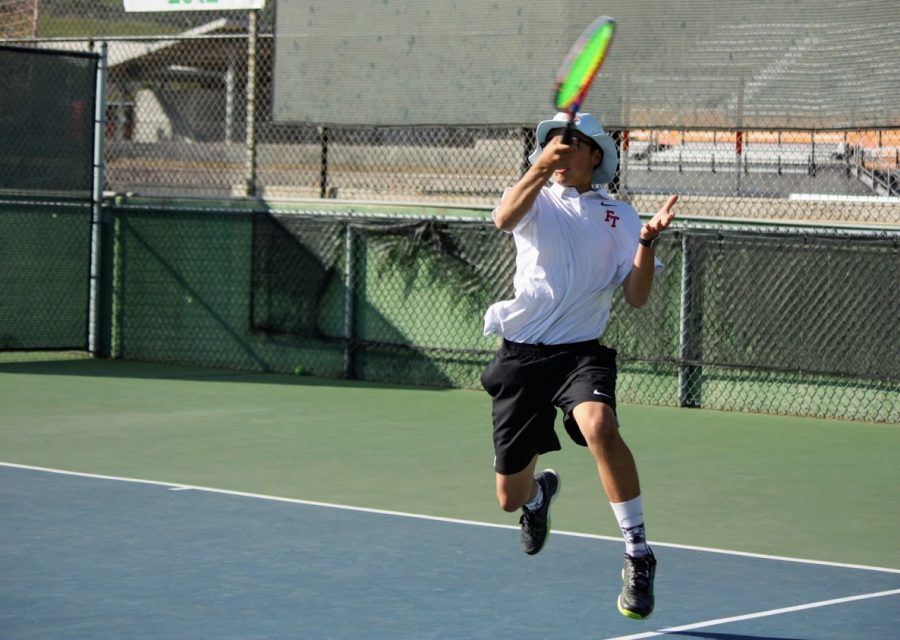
[0,46,98,196]
[0,47,99,352]
[0,199,92,350]
[5,196,896,422]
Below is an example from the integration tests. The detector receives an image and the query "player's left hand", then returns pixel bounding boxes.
[642,194,678,239]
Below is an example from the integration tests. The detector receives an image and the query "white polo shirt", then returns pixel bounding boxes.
[483,182,662,345]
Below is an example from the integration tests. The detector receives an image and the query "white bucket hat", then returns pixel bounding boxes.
[528,112,618,185]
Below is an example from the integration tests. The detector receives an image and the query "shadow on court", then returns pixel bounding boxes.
[0,357,458,391]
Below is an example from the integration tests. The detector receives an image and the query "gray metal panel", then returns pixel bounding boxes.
[273,0,900,128]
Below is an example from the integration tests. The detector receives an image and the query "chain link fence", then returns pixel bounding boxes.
[2,196,897,422]
[0,0,38,39]
[1,4,898,423]
[0,196,93,351]
[2,1,897,221]
[116,203,900,423]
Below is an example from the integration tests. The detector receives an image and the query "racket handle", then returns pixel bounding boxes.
[562,120,575,144]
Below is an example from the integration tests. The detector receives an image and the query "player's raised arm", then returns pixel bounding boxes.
[493,137,575,231]
[623,195,678,308]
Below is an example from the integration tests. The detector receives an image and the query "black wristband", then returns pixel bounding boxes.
[639,235,659,248]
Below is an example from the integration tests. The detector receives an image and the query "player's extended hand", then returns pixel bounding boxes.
[642,194,678,239]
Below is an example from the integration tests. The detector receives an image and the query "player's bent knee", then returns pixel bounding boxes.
[580,410,622,452]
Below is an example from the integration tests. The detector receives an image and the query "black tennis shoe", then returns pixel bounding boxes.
[618,549,657,619]
[519,469,561,555]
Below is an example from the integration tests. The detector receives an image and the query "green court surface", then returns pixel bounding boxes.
[1,356,898,571]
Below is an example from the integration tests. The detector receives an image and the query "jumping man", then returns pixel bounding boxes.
[480,111,677,619]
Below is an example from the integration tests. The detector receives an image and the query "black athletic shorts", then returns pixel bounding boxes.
[480,338,618,475]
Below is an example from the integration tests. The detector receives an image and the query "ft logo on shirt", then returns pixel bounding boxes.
[605,210,620,227]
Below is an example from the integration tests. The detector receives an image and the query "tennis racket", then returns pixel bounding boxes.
[553,16,617,143]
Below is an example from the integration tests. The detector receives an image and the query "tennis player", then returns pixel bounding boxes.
[480,112,677,620]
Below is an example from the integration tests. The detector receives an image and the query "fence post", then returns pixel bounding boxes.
[320,126,330,198]
[735,73,745,195]
[224,51,234,143]
[808,131,817,176]
[244,9,259,197]
[678,231,702,407]
[343,223,356,379]
[89,41,109,357]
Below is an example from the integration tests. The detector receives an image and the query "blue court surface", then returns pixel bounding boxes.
[2,464,898,640]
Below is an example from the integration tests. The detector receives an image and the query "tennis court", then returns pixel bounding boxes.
[2,356,898,639]
[3,6,899,636]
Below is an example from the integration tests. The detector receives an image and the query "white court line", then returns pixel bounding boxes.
[604,588,900,640]
[3,461,900,577]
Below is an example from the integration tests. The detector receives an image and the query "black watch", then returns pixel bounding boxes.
[638,235,659,248]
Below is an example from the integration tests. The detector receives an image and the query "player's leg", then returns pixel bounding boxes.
[482,342,563,555]
[570,401,638,503]
[572,400,656,620]
[495,453,540,512]
[497,456,561,556]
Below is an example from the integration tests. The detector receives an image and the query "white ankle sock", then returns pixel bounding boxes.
[524,480,544,511]
[610,496,650,557]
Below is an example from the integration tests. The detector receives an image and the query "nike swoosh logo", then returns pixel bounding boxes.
[592,390,610,398]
